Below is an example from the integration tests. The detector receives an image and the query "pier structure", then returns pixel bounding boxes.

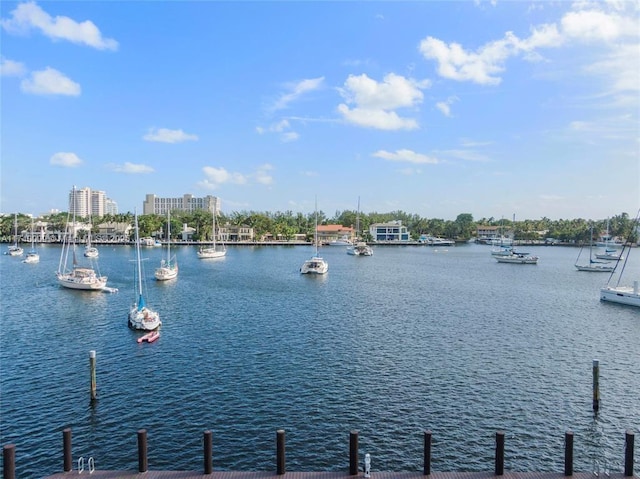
[1,428,636,479]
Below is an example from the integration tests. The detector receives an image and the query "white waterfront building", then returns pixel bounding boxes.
[68,187,117,218]
[143,193,220,215]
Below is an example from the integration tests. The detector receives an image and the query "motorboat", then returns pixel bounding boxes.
[494,252,538,264]
[346,242,373,256]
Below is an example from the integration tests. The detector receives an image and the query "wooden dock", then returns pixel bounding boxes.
[43,472,638,479]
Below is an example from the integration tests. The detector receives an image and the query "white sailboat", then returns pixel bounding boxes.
[575,225,615,272]
[346,197,373,257]
[84,216,99,258]
[301,199,328,274]
[600,211,640,307]
[56,188,108,291]
[129,211,162,330]
[155,211,178,281]
[23,217,39,264]
[7,213,23,256]
[197,209,226,259]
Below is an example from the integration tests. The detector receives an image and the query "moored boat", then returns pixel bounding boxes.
[495,252,539,264]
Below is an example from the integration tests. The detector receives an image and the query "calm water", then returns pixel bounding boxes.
[1,243,639,478]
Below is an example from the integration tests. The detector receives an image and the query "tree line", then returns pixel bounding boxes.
[1,210,637,244]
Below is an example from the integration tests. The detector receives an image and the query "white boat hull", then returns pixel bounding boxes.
[23,253,39,264]
[128,306,162,330]
[198,248,226,259]
[57,269,107,290]
[575,264,614,272]
[300,256,328,274]
[84,247,99,258]
[155,266,178,281]
[600,282,640,307]
[495,254,538,264]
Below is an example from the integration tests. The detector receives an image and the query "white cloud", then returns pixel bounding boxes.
[21,67,80,95]
[337,73,428,130]
[0,57,26,76]
[110,162,155,173]
[373,149,439,164]
[256,119,300,142]
[199,166,248,190]
[254,164,274,185]
[50,152,82,167]
[436,96,459,117]
[419,2,639,92]
[271,77,324,111]
[143,128,198,143]
[1,1,118,50]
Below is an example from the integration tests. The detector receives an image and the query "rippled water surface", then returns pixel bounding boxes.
[1,243,639,478]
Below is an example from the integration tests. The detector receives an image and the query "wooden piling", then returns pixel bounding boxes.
[423,430,432,476]
[63,428,72,472]
[564,431,573,476]
[495,431,505,476]
[3,444,15,479]
[349,430,359,476]
[137,429,148,473]
[624,429,634,477]
[276,429,286,475]
[592,359,599,413]
[203,430,212,474]
[89,350,97,401]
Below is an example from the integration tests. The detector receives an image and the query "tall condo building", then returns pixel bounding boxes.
[143,194,220,215]
[68,187,117,218]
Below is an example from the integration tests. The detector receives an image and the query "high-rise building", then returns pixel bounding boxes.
[143,194,220,215]
[67,187,116,218]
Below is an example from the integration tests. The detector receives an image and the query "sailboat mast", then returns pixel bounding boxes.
[166,211,171,263]
[135,213,143,299]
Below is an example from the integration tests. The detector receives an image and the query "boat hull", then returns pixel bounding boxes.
[57,270,107,290]
[155,266,178,281]
[300,256,328,274]
[197,249,226,259]
[575,265,614,272]
[128,306,162,331]
[495,255,538,264]
[600,284,640,307]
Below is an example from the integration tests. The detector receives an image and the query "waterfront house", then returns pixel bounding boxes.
[317,224,356,244]
[369,220,410,242]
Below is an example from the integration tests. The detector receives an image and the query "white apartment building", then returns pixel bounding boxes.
[143,194,220,215]
[68,187,117,218]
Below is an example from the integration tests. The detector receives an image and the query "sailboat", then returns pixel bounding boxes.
[197,209,226,259]
[129,211,162,330]
[155,211,178,281]
[347,197,373,256]
[84,216,99,258]
[23,217,39,264]
[56,187,108,290]
[575,225,615,272]
[6,213,23,256]
[300,199,328,274]
[600,211,640,307]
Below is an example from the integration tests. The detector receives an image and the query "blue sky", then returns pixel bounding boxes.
[1,1,638,220]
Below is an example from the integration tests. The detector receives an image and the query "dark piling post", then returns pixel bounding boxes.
[592,359,600,413]
[349,430,359,476]
[495,431,505,476]
[137,429,148,473]
[624,430,635,477]
[423,430,432,476]
[89,350,97,401]
[3,444,15,479]
[564,431,573,476]
[276,429,286,475]
[203,430,212,474]
[63,428,72,472]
